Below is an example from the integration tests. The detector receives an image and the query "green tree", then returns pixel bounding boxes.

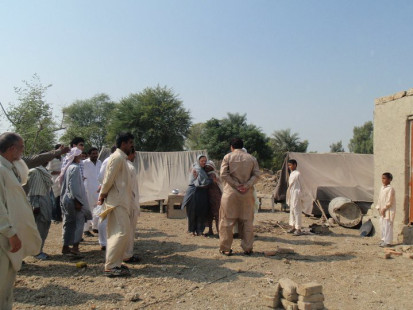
[185,122,205,150]
[107,85,191,151]
[330,140,345,152]
[61,94,116,150]
[269,129,308,170]
[198,113,272,167]
[1,74,56,154]
[348,121,373,154]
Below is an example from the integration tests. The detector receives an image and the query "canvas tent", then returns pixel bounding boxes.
[99,149,208,203]
[274,152,374,214]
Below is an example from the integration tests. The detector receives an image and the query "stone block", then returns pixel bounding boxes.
[298,293,324,302]
[397,225,413,245]
[280,298,298,310]
[407,88,413,96]
[262,295,279,309]
[392,91,406,100]
[297,282,322,296]
[297,301,324,310]
[279,278,297,296]
[282,292,298,302]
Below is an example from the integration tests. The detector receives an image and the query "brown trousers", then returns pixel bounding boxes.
[219,216,254,252]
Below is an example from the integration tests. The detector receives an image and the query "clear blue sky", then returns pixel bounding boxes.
[1,1,412,152]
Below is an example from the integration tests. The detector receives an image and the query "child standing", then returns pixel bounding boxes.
[287,159,303,236]
[376,172,396,247]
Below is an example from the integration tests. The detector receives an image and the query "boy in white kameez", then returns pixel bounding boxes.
[376,172,396,247]
[287,159,303,236]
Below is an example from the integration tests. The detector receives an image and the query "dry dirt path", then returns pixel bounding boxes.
[13,204,413,310]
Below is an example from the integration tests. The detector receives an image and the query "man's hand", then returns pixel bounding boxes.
[380,208,386,217]
[237,184,248,193]
[192,169,198,178]
[98,193,107,205]
[60,145,70,154]
[9,234,22,253]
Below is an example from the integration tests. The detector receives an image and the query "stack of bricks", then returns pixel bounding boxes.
[263,278,324,310]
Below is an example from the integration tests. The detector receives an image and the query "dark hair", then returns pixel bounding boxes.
[0,132,22,153]
[70,137,85,147]
[88,147,98,155]
[110,145,117,153]
[230,138,244,149]
[288,159,298,166]
[54,144,61,150]
[116,132,134,148]
[38,150,49,154]
[382,172,393,181]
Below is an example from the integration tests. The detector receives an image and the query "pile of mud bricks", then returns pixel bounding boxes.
[264,278,324,310]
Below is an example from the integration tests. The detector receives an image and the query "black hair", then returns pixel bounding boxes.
[54,144,61,150]
[70,137,85,147]
[116,132,134,148]
[110,145,117,153]
[0,132,22,153]
[382,172,393,181]
[288,159,298,166]
[88,147,98,155]
[230,138,244,149]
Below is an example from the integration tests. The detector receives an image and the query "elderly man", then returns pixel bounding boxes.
[219,138,260,256]
[98,132,134,277]
[0,132,41,310]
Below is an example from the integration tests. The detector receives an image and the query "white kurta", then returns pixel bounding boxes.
[376,184,396,244]
[287,170,303,229]
[83,159,102,230]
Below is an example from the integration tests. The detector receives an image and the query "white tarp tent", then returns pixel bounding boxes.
[99,149,208,203]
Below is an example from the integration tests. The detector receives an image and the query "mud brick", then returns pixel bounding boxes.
[282,292,298,302]
[281,298,298,310]
[298,293,324,303]
[297,301,324,310]
[297,282,322,296]
[279,278,298,296]
[262,295,279,309]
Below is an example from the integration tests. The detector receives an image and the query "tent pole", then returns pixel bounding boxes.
[315,199,328,222]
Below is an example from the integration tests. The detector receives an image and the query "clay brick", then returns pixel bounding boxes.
[297,301,324,310]
[281,298,298,310]
[298,293,324,302]
[282,292,298,302]
[262,295,279,309]
[297,282,322,296]
[279,278,298,295]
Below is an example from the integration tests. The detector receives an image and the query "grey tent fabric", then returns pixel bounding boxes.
[99,149,208,203]
[274,152,374,204]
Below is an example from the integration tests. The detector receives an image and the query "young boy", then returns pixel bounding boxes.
[376,172,396,247]
[287,159,303,236]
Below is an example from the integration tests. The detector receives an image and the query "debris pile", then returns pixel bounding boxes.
[263,278,325,309]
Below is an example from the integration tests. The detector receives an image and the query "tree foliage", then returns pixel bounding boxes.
[197,113,272,167]
[107,86,191,151]
[61,94,116,150]
[3,74,56,154]
[269,129,308,170]
[330,140,345,152]
[348,121,373,154]
[185,122,205,150]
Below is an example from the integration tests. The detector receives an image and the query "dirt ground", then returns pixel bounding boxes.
[13,199,413,310]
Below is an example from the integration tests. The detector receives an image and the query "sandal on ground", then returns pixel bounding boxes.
[243,250,253,256]
[219,249,233,256]
[293,230,302,236]
[105,266,130,277]
[123,254,141,263]
[287,228,296,234]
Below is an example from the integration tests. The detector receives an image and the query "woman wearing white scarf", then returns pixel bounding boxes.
[60,147,91,255]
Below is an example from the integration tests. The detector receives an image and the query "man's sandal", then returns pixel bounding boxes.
[243,250,253,256]
[219,249,233,256]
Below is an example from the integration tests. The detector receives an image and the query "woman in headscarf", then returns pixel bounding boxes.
[182,155,210,236]
[60,147,92,255]
[205,160,222,236]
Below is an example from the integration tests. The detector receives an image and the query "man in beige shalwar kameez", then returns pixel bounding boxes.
[219,138,260,256]
[98,132,134,277]
[0,132,41,310]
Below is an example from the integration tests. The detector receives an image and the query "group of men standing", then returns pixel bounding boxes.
[0,131,140,309]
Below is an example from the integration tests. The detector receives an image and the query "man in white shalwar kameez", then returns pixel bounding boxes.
[0,132,41,310]
[123,147,141,263]
[83,147,102,236]
[376,172,396,247]
[287,159,303,236]
[98,133,134,277]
